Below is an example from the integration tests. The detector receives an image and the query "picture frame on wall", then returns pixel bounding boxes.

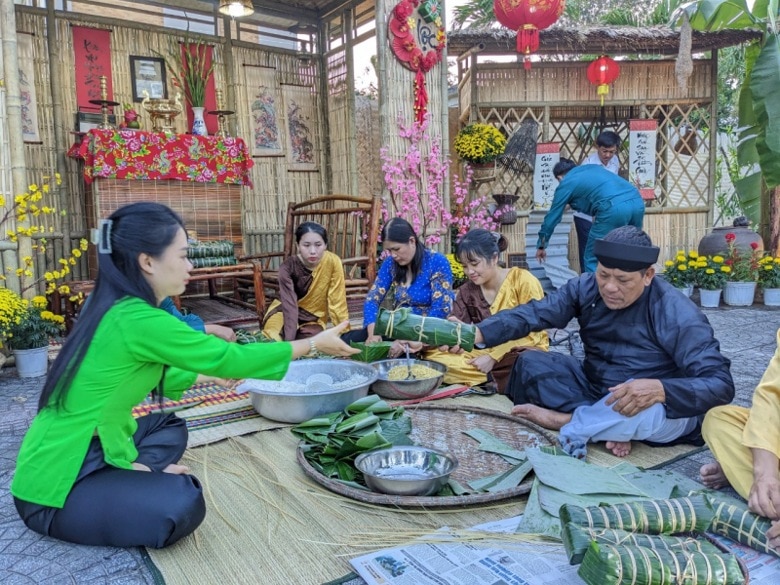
[129,56,168,102]
[75,111,116,133]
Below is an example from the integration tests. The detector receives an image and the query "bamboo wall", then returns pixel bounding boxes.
[5,5,335,288]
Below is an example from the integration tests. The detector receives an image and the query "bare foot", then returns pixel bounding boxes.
[700,461,730,489]
[606,440,632,457]
[511,404,572,430]
[163,463,190,475]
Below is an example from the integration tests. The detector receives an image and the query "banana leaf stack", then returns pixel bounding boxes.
[559,495,715,534]
[708,493,780,559]
[349,341,393,363]
[561,523,722,565]
[375,308,476,351]
[578,542,746,585]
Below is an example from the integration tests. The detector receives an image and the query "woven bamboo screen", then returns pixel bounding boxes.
[326,47,352,195]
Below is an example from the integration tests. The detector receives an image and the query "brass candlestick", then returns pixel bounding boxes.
[89,75,120,130]
[208,89,234,138]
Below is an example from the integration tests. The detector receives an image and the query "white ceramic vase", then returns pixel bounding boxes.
[191,106,208,136]
[699,288,722,308]
[13,346,49,378]
[762,288,780,307]
[723,281,756,307]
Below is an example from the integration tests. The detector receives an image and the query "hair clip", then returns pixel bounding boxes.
[98,219,113,254]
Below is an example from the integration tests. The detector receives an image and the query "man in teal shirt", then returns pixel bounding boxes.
[536,159,644,272]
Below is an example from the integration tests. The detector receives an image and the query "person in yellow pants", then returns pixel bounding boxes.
[700,329,780,552]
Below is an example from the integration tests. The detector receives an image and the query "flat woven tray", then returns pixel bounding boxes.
[296,404,557,508]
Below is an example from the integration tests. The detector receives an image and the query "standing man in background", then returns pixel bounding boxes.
[573,130,622,271]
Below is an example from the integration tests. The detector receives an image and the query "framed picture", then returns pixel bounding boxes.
[75,111,116,133]
[129,56,168,102]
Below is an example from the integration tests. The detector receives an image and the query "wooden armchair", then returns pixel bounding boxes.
[243,195,381,316]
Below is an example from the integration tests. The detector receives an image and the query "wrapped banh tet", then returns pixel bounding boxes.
[708,494,780,558]
[578,542,745,585]
[375,308,476,352]
[559,495,714,535]
[561,522,722,565]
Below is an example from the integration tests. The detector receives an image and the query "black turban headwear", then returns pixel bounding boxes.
[593,239,659,272]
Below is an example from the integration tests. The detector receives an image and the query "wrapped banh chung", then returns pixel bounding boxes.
[375,308,476,352]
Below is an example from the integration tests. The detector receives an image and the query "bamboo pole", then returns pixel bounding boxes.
[1,0,29,294]
[317,18,332,194]
[706,52,718,231]
[221,15,236,138]
[439,3,451,252]
[344,8,358,197]
[47,0,72,254]
[375,0,389,203]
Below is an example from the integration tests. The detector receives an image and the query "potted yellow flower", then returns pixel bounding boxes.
[693,255,728,307]
[661,250,697,297]
[758,255,780,306]
[0,293,64,377]
[453,123,506,180]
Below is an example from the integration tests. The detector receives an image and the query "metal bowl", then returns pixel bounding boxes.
[370,359,446,400]
[242,360,378,423]
[355,446,458,496]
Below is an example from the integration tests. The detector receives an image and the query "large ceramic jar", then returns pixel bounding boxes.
[698,217,764,257]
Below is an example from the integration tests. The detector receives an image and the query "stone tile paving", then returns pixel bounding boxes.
[0,303,777,584]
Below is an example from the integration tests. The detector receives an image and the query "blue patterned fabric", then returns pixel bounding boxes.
[363,249,454,326]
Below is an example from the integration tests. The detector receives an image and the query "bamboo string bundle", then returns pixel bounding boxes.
[578,542,745,585]
[558,495,715,535]
[708,495,780,559]
[561,522,722,565]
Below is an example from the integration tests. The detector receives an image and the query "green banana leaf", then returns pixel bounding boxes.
[349,341,393,362]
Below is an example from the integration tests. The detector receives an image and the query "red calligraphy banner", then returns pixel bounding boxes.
[181,43,218,135]
[72,26,113,111]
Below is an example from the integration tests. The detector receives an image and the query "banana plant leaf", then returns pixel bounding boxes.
[516,478,562,539]
[349,341,393,362]
[526,449,649,497]
[578,542,745,585]
[463,429,526,463]
[375,308,476,351]
[468,460,533,493]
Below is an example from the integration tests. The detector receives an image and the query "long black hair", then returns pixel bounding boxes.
[38,202,186,412]
[295,221,328,245]
[456,229,508,265]
[383,217,424,285]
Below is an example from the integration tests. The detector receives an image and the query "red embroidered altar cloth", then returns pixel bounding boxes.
[74,129,253,186]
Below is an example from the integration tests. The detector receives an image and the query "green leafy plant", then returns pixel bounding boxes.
[694,255,729,290]
[453,123,507,165]
[757,255,780,289]
[662,250,697,288]
[1,294,64,350]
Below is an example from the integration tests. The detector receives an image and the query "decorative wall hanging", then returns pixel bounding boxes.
[243,65,284,157]
[586,55,620,106]
[13,33,41,142]
[493,0,565,69]
[628,119,658,201]
[282,83,318,171]
[388,0,446,123]
[532,142,560,209]
[129,56,167,103]
[72,26,113,112]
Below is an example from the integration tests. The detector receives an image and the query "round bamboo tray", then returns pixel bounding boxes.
[296,404,557,508]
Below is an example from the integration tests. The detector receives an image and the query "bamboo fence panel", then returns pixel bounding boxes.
[355,95,381,198]
[473,60,711,105]
[326,48,351,195]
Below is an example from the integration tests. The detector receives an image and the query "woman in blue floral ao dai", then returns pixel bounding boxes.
[343,217,454,357]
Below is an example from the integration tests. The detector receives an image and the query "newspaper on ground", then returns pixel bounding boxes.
[351,515,780,585]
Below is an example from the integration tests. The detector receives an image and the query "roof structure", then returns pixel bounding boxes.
[447,25,762,57]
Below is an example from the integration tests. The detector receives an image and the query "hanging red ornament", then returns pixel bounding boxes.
[388,0,446,124]
[493,0,565,69]
[586,55,621,105]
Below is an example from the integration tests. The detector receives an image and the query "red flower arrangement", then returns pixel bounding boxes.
[723,232,761,282]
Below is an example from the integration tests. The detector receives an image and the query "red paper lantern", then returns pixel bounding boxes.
[587,55,620,105]
[493,0,565,69]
